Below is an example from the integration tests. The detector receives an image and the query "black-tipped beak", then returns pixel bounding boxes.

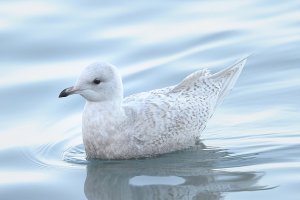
[59,87,75,98]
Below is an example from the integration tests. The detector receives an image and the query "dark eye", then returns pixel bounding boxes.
[93,78,101,84]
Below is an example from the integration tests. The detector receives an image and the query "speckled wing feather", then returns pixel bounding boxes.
[122,58,247,156]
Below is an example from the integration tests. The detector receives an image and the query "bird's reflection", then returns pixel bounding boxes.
[84,143,268,200]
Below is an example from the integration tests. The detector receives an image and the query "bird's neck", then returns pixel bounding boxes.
[84,99,123,115]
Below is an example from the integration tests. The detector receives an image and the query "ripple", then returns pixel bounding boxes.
[21,118,86,168]
[63,144,87,165]
[24,138,85,168]
[25,132,264,170]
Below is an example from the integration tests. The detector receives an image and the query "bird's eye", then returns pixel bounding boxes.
[93,78,101,84]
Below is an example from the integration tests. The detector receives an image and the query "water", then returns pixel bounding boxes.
[1,0,300,199]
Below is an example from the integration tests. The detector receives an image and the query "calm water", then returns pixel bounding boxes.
[1,0,300,199]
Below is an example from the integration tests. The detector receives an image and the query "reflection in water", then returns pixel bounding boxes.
[84,145,267,200]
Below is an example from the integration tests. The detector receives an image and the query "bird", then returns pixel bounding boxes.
[59,58,247,159]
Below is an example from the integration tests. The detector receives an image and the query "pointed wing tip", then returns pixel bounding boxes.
[210,55,251,106]
[235,53,254,67]
[213,54,252,77]
[231,54,252,70]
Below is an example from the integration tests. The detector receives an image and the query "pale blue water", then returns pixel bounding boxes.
[1,0,300,199]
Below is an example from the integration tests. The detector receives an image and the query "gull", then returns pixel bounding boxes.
[59,58,247,159]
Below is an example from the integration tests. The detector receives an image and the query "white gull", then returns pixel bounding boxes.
[59,58,247,159]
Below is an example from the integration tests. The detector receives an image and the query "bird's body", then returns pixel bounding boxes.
[60,58,247,159]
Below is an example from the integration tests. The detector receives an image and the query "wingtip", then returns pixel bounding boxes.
[211,56,248,79]
[235,52,254,65]
[209,55,250,107]
[232,54,251,68]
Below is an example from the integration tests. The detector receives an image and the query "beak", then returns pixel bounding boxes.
[59,86,78,98]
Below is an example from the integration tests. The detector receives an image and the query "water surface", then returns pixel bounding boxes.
[1,0,300,199]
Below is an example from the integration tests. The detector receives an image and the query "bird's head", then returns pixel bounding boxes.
[59,62,123,102]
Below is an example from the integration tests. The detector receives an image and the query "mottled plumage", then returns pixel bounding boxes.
[59,58,247,159]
